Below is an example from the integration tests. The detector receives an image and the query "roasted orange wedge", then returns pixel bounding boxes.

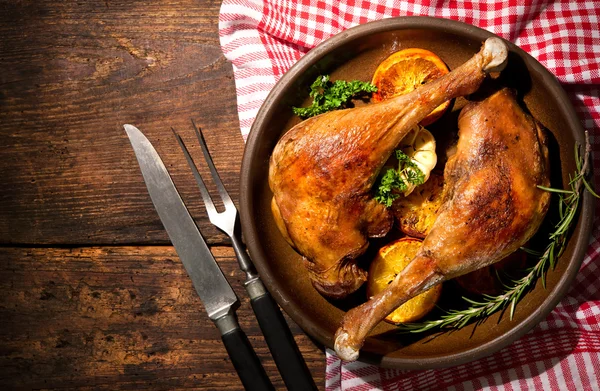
[371,48,450,126]
[367,237,442,324]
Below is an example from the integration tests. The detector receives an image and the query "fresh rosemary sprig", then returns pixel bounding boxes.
[400,132,597,333]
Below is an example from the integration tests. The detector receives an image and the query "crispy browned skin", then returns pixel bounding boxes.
[269,38,508,299]
[334,88,551,361]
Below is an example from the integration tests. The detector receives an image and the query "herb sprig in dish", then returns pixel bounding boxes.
[375,150,426,207]
[292,75,377,118]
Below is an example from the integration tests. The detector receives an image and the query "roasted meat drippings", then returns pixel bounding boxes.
[269,38,509,299]
[334,88,551,361]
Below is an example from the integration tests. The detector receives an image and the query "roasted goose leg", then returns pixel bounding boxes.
[334,88,551,361]
[269,38,508,299]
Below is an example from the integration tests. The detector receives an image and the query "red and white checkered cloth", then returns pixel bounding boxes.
[219,1,600,389]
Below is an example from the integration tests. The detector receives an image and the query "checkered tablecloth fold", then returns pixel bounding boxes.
[219,1,600,389]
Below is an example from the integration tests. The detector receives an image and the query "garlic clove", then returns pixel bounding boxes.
[399,125,437,196]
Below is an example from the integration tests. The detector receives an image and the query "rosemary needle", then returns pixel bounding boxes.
[399,132,597,334]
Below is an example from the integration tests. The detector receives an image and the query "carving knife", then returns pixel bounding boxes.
[124,124,273,391]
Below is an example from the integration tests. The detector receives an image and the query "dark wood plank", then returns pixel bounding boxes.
[0,246,326,390]
[0,0,243,245]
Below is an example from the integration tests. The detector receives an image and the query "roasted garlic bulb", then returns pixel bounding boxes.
[399,125,437,195]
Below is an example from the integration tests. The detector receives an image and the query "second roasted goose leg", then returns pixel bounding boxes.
[334,88,551,361]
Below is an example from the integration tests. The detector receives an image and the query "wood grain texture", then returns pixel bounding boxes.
[0,1,328,388]
[0,0,242,245]
[0,246,326,390]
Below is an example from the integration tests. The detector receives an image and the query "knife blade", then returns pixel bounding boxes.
[124,124,274,391]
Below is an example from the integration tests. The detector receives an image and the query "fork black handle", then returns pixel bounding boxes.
[249,284,318,391]
[232,235,317,391]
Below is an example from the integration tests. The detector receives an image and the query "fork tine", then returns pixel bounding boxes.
[190,119,234,207]
[171,127,219,218]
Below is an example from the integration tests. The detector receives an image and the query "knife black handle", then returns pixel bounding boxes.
[221,326,274,391]
[251,290,318,391]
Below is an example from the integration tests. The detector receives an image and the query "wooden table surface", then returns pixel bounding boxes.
[0,1,326,389]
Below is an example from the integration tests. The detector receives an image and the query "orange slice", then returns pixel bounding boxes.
[367,238,442,324]
[371,48,450,126]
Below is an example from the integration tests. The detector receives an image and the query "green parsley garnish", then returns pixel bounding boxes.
[292,75,377,118]
[375,150,426,207]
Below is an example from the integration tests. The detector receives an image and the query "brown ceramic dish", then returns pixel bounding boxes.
[239,16,594,368]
